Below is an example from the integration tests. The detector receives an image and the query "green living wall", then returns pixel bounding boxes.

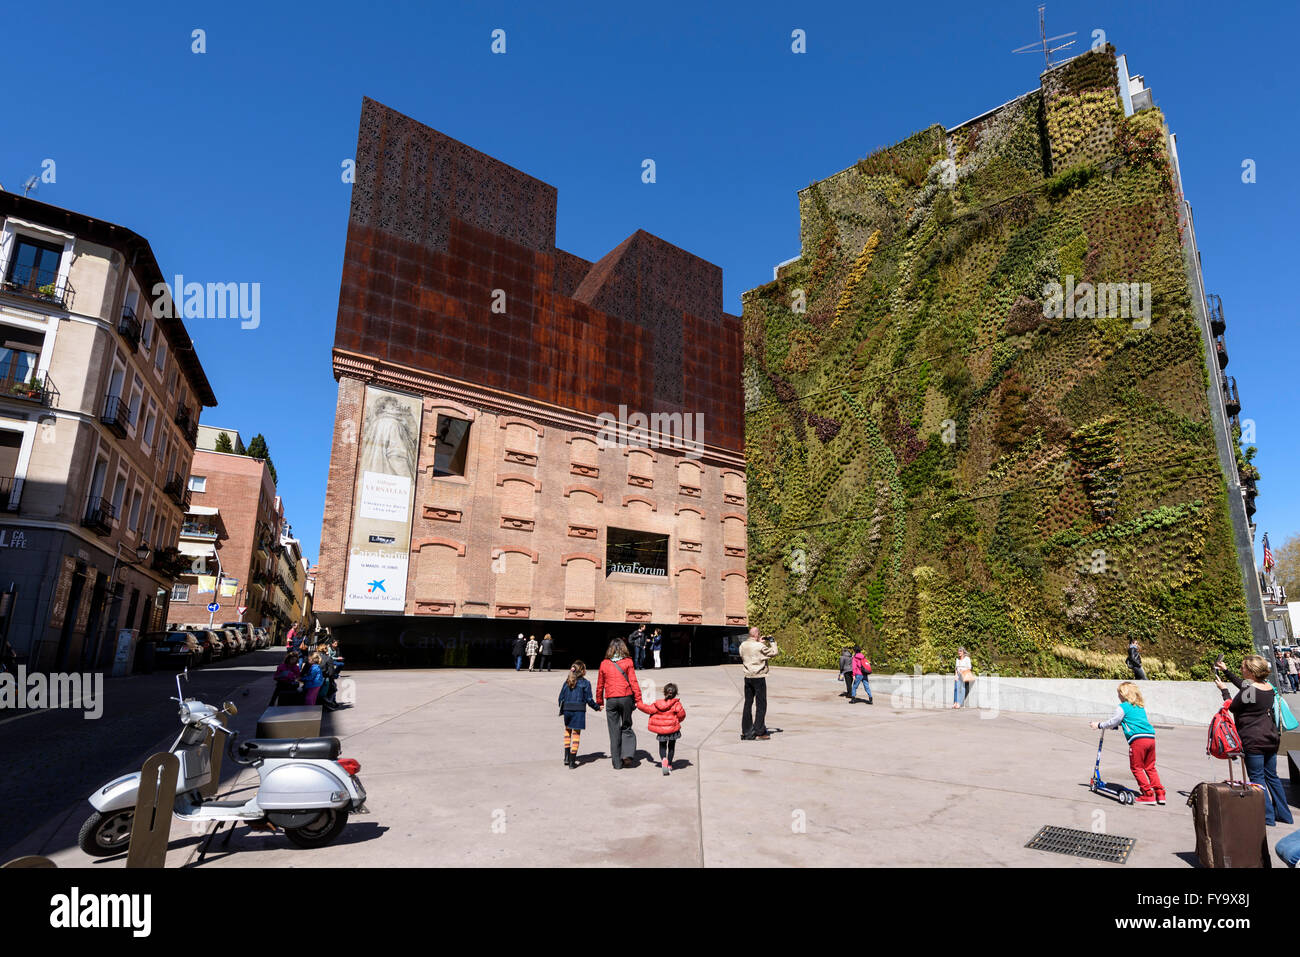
[742,49,1254,679]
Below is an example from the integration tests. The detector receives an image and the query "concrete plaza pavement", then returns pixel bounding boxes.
[12,664,1300,867]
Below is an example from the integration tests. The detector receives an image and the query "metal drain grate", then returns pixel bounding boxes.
[1025,825,1136,864]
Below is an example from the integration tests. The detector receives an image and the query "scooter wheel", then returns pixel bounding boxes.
[78,809,134,856]
[1123,792,1134,805]
[284,809,349,849]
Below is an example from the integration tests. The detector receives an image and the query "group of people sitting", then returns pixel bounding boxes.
[270,636,347,711]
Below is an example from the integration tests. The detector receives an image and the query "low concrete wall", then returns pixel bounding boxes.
[797,668,1226,726]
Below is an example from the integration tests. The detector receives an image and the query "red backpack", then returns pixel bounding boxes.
[1206,699,1243,759]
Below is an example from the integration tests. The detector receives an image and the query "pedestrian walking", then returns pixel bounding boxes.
[849,646,873,704]
[1287,652,1299,694]
[638,682,686,776]
[1089,681,1165,806]
[301,653,325,707]
[630,625,647,669]
[1215,655,1294,826]
[1126,638,1147,681]
[558,660,601,768]
[512,633,526,671]
[596,638,644,768]
[838,646,854,697]
[953,647,974,708]
[526,634,539,672]
[540,633,554,672]
[739,627,779,740]
[650,627,664,669]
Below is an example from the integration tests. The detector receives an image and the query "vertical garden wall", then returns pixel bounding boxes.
[742,48,1255,679]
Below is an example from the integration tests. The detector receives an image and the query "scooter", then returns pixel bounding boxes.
[1087,729,1134,805]
[79,669,367,857]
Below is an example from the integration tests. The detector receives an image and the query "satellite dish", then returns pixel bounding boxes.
[22,176,38,197]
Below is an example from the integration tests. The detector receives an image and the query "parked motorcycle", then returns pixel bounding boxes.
[79,670,366,856]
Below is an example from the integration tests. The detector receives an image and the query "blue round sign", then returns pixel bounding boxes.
[207,602,221,613]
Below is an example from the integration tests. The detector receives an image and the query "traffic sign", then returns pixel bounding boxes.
[237,605,247,616]
[206,602,220,613]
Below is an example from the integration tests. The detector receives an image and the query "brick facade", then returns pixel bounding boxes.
[316,100,746,638]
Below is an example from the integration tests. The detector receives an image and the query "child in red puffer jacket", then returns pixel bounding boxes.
[638,683,686,776]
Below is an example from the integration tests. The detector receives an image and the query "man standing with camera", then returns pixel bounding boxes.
[740,627,779,740]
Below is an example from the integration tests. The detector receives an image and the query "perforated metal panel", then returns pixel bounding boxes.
[1025,825,1136,864]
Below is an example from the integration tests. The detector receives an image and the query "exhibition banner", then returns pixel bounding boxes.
[344,385,422,612]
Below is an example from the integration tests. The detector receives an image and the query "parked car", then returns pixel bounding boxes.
[224,628,250,654]
[152,631,202,670]
[253,627,270,649]
[193,629,225,661]
[222,621,258,650]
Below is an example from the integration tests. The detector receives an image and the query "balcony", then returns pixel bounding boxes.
[1206,293,1226,336]
[175,405,198,446]
[1215,335,1229,369]
[164,473,192,508]
[101,394,132,438]
[0,261,75,310]
[1222,376,1241,416]
[0,476,23,512]
[180,521,218,540]
[1,369,58,408]
[83,498,115,536]
[117,305,142,352]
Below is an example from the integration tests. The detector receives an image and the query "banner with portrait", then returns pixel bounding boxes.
[344,385,422,612]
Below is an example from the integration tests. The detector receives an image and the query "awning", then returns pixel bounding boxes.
[187,505,219,516]
[177,541,216,558]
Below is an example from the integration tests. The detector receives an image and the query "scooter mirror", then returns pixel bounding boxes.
[223,701,238,716]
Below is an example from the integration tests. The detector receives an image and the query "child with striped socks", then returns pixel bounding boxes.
[557,660,601,768]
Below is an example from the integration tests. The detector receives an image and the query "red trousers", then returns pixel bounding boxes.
[1128,738,1164,798]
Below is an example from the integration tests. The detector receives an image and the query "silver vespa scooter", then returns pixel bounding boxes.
[79,670,367,856]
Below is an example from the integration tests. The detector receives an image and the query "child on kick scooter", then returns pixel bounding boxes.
[1090,681,1164,806]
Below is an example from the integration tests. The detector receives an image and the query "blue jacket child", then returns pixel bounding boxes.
[558,662,601,768]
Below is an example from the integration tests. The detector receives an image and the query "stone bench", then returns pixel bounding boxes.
[256,705,322,740]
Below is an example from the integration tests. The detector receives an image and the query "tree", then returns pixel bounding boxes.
[213,431,233,453]
[233,434,246,455]
[245,433,277,484]
[1274,533,1300,601]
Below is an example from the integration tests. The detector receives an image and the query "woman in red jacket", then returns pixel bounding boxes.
[596,639,644,769]
[638,682,686,775]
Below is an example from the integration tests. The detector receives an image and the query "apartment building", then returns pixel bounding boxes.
[0,190,217,671]
[168,445,287,636]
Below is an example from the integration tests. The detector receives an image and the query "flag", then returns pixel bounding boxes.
[1262,533,1274,572]
[219,577,238,597]
[197,575,216,594]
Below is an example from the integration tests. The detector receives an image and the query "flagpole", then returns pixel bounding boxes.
[208,549,223,628]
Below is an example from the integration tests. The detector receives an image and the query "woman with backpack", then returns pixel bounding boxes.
[849,646,873,704]
[1214,655,1294,827]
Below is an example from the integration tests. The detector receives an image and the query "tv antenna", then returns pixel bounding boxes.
[1013,5,1076,70]
[22,175,38,197]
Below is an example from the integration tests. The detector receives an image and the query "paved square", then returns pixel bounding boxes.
[15,665,1299,867]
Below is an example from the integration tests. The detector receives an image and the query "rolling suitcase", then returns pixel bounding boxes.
[1186,756,1271,868]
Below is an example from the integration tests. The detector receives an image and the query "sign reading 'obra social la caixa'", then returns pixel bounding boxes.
[344,386,422,612]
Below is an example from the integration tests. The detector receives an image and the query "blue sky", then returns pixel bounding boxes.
[4,0,1296,567]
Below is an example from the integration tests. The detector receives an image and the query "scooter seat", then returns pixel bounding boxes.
[237,737,341,761]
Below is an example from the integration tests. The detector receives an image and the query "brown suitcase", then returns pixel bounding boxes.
[1187,757,1271,868]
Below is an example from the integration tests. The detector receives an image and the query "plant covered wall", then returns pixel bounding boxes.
[742,48,1255,679]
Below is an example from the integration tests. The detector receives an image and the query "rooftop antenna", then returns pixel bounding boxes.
[1013,4,1076,70]
[21,175,38,197]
